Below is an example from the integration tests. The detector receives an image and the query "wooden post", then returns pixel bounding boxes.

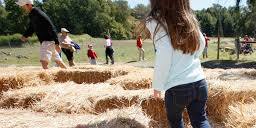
[217,33,220,60]
[217,6,222,60]
[235,38,240,60]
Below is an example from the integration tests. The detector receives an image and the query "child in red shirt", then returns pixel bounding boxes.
[87,44,97,65]
[137,35,145,61]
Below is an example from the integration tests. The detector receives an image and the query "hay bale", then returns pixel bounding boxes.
[54,70,112,84]
[0,70,56,93]
[225,102,256,128]
[94,96,139,114]
[37,71,54,84]
[53,67,129,84]
[107,68,153,90]
[141,97,191,128]
[0,106,151,128]
[0,74,28,92]
[0,92,46,108]
[141,97,168,128]
[207,79,256,122]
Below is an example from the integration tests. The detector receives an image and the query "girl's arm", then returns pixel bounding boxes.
[146,19,173,91]
[152,39,172,91]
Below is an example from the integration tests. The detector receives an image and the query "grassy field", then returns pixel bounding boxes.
[0,35,256,128]
[0,35,156,67]
[0,35,256,67]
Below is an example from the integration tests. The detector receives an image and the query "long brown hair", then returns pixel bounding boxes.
[148,0,200,54]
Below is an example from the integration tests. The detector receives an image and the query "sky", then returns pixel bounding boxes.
[127,0,247,10]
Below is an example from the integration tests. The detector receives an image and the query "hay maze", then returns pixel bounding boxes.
[0,65,256,128]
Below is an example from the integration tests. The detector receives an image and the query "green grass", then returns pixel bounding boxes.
[0,35,156,66]
[0,35,256,67]
[0,34,38,47]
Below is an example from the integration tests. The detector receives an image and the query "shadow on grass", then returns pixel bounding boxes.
[201,60,256,69]
[75,117,146,128]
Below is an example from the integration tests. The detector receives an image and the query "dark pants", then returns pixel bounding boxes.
[62,48,74,61]
[105,47,114,64]
[165,79,211,128]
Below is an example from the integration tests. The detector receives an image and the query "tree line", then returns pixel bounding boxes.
[196,3,256,37]
[0,0,134,39]
[0,0,255,39]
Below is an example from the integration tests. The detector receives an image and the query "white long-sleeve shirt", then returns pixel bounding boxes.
[146,19,205,91]
[105,39,112,47]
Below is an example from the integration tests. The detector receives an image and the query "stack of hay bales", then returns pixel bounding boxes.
[0,81,192,128]
[205,69,256,127]
[107,68,153,90]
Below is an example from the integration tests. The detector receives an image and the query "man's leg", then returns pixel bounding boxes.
[54,50,67,69]
[141,48,145,60]
[138,48,142,61]
[105,49,109,64]
[110,54,114,64]
[205,47,208,58]
[40,42,51,69]
[50,43,67,69]
[55,60,67,69]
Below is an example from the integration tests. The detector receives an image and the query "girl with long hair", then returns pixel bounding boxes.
[145,0,211,127]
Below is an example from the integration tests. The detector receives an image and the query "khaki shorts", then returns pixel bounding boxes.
[40,41,62,62]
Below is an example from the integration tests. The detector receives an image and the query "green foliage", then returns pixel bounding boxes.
[1,0,256,39]
[196,3,256,37]
[41,0,133,39]
[131,4,150,19]
[0,34,37,47]
[4,0,29,34]
[0,5,8,34]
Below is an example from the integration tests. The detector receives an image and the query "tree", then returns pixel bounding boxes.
[131,4,150,19]
[4,0,28,34]
[0,5,8,34]
[196,10,217,36]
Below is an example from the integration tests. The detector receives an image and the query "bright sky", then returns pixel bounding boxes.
[127,0,247,10]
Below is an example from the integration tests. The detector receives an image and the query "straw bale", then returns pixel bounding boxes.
[243,69,256,78]
[122,78,152,90]
[0,82,152,114]
[225,102,256,128]
[140,97,168,128]
[37,71,54,84]
[0,92,46,108]
[140,97,192,128]
[53,67,129,84]
[107,68,153,90]
[0,106,151,128]
[207,79,256,122]
[0,73,29,93]
[0,70,57,93]
[94,96,140,114]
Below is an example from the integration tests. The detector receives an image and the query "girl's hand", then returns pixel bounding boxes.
[153,89,161,98]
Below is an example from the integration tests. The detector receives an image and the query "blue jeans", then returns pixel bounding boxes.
[164,79,211,128]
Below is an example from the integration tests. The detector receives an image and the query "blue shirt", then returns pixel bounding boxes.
[146,19,205,91]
